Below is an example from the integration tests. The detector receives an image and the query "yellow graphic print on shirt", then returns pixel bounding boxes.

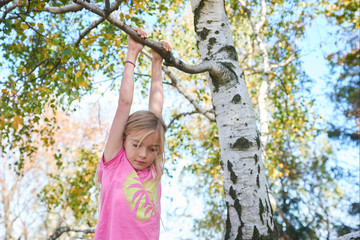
[123,171,158,221]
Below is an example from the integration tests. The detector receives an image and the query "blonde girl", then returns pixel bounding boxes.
[93,28,171,240]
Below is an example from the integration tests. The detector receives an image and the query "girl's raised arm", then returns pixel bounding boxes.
[149,40,171,117]
[103,29,147,162]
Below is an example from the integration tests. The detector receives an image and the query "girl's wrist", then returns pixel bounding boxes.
[152,58,163,65]
[126,50,140,61]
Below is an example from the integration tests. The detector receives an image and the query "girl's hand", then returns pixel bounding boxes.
[127,28,147,56]
[152,40,171,63]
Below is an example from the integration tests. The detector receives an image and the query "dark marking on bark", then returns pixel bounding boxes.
[240,71,245,79]
[234,199,242,221]
[231,137,253,151]
[227,160,238,184]
[265,199,270,213]
[235,226,243,240]
[193,0,205,32]
[209,37,216,45]
[258,164,260,174]
[229,186,237,200]
[217,45,238,62]
[234,198,245,238]
[231,94,241,104]
[198,27,211,41]
[259,199,265,224]
[256,174,260,188]
[252,226,260,240]
[225,201,231,240]
[243,103,246,105]
[251,221,279,240]
[266,185,274,215]
[208,52,239,93]
[245,123,248,126]
[220,61,238,83]
[209,73,220,93]
[250,169,253,174]
[207,20,212,24]
[221,23,225,27]
[215,30,219,34]
[254,154,258,164]
[256,130,261,150]
[220,160,224,170]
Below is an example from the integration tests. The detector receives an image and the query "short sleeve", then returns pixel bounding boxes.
[98,148,125,184]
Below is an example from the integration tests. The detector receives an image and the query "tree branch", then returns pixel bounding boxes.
[270,54,295,69]
[17,58,51,81]
[1,3,18,20]
[73,0,213,75]
[75,17,105,46]
[74,0,121,47]
[104,0,110,15]
[0,0,12,8]
[47,227,95,240]
[167,111,199,128]
[34,3,83,14]
[239,0,269,74]
[255,0,267,33]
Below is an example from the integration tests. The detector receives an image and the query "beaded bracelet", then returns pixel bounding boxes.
[125,60,136,67]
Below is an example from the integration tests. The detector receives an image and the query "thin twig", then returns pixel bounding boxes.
[75,17,105,46]
[167,111,198,128]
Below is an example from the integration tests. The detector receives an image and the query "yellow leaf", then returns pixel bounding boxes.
[79,62,85,71]
[115,39,121,46]
[80,81,88,88]
[101,46,108,54]
[75,71,82,78]
[12,115,23,131]
[21,23,29,30]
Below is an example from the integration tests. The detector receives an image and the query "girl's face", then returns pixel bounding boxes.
[124,130,160,171]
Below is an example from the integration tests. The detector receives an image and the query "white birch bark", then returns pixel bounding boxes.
[190,0,275,239]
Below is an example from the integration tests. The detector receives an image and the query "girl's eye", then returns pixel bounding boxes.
[132,144,138,147]
[150,148,157,152]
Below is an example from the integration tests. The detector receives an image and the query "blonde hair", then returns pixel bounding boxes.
[124,110,167,204]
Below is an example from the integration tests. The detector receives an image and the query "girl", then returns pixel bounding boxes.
[94,28,171,240]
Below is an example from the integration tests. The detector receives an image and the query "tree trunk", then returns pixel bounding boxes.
[190,0,276,239]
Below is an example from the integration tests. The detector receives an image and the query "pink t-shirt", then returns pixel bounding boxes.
[94,148,161,240]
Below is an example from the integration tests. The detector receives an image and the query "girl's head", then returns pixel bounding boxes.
[123,110,167,173]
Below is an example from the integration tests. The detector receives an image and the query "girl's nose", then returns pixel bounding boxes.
[138,147,146,158]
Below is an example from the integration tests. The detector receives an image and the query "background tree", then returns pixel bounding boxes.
[321,0,359,142]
